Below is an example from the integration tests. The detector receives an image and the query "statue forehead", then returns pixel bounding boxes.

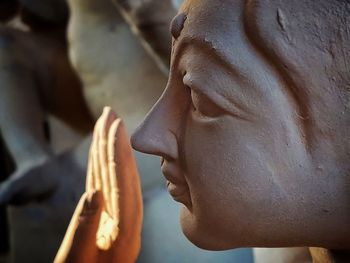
[177,0,242,41]
[172,0,246,65]
[173,0,289,58]
[172,0,350,113]
[175,0,334,42]
[173,0,346,74]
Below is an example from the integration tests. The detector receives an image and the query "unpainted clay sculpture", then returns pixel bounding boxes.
[55,107,142,263]
[131,0,350,261]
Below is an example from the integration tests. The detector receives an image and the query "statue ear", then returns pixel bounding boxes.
[0,0,20,23]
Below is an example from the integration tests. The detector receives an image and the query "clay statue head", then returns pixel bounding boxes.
[132,0,350,250]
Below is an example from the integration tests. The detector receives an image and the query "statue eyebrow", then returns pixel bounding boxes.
[173,36,246,82]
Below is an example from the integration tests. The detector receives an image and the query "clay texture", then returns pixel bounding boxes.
[132,0,350,255]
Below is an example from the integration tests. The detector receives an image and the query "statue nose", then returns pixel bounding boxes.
[131,103,179,161]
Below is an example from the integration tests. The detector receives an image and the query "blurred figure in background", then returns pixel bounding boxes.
[0,0,94,262]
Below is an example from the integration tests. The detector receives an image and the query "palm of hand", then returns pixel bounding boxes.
[55,107,143,263]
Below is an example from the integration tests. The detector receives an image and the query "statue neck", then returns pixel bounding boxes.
[310,248,350,263]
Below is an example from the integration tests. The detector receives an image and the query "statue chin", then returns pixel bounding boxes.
[179,206,235,251]
[180,207,212,250]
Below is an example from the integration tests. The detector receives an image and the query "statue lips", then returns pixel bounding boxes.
[161,161,191,207]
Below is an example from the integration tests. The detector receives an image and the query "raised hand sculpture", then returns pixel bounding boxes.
[55,107,143,263]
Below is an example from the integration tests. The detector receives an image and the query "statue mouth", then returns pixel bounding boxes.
[161,160,186,184]
[161,161,192,208]
[166,180,187,197]
[166,181,190,205]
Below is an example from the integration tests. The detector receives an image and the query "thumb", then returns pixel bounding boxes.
[54,191,103,263]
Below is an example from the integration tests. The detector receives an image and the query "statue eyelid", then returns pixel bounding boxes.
[183,74,227,119]
[183,73,253,121]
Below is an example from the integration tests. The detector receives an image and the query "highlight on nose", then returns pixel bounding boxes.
[131,122,179,160]
[130,125,150,154]
[130,125,166,157]
[131,122,166,157]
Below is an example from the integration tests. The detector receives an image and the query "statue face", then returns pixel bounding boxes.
[132,0,350,249]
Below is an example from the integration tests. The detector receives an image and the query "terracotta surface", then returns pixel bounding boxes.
[131,0,350,260]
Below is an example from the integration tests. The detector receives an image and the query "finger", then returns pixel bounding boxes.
[98,107,117,216]
[86,150,95,192]
[87,128,97,192]
[92,119,102,191]
[107,119,121,223]
[54,191,103,263]
[110,119,143,263]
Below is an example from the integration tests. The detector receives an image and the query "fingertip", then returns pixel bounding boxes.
[93,116,101,131]
[114,118,134,160]
[103,106,118,119]
[102,106,112,117]
[108,118,123,140]
[110,118,129,148]
[96,235,109,251]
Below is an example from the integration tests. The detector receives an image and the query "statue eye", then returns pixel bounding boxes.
[188,88,225,119]
[183,73,225,119]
